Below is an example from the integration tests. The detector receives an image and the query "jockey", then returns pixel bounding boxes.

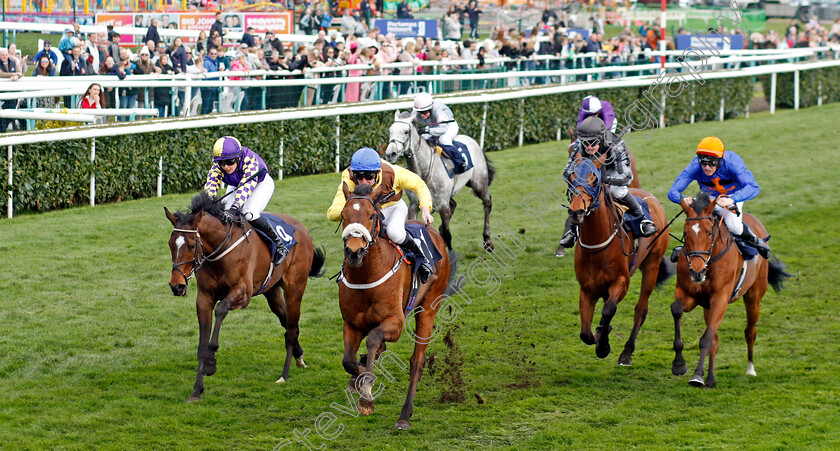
[204,136,289,265]
[413,92,469,173]
[327,147,437,283]
[577,95,617,133]
[667,136,770,259]
[559,117,657,248]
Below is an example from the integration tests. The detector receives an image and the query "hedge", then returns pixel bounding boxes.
[760,66,840,109]
[0,76,763,215]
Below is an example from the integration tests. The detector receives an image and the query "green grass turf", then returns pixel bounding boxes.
[1,102,839,449]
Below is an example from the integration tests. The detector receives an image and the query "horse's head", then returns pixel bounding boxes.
[680,191,719,284]
[340,182,386,267]
[164,192,231,295]
[565,157,603,226]
[385,110,417,163]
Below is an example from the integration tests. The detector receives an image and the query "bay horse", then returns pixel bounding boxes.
[672,191,791,388]
[556,126,641,257]
[566,156,673,366]
[385,111,495,251]
[165,191,326,402]
[338,183,453,430]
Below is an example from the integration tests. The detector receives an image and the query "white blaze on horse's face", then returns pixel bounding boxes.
[691,223,701,236]
[175,236,186,257]
[353,203,360,211]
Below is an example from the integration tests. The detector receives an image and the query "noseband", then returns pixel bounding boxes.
[342,195,383,255]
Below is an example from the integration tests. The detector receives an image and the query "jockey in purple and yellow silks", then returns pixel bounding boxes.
[667,136,770,258]
[327,147,436,283]
[205,136,289,265]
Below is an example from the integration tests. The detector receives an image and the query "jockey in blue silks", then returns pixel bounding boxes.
[577,95,617,133]
[668,136,770,258]
[204,136,289,265]
[413,92,469,173]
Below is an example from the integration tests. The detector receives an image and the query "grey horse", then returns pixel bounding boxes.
[385,110,495,251]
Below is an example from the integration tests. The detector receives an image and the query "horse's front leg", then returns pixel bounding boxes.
[206,285,247,376]
[397,304,437,430]
[188,291,214,403]
[578,288,597,345]
[342,322,364,392]
[358,315,404,416]
[671,287,696,376]
[405,190,420,220]
[479,189,493,252]
[437,203,453,251]
[693,295,728,388]
[595,280,628,359]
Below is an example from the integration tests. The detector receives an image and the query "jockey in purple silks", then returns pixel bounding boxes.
[578,95,617,133]
[204,136,289,265]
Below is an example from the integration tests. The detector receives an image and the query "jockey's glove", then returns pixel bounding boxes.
[602,175,614,185]
[421,133,432,141]
[222,207,241,223]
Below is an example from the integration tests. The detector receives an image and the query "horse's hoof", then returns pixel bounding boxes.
[617,352,632,366]
[579,332,596,345]
[201,358,217,376]
[187,395,201,403]
[554,248,565,257]
[689,375,705,387]
[296,357,308,368]
[746,362,756,376]
[395,419,411,430]
[595,343,611,359]
[672,363,688,376]
[484,241,494,253]
[704,380,716,389]
[276,377,286,383]
[358,399,375,416]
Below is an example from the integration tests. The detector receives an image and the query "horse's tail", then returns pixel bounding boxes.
[309,245,327,278]
[444,250,461,296]
[767,254,793,293]
[485,157,496,186]
[656,255,675,289]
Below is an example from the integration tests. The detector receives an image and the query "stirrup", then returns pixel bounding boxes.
[273,243,289,265]
[418,263,433,284]
[559,230,576,248]
[640,220,657,237]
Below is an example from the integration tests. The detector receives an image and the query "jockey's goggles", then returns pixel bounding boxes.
[580,137,600,150]
[698,155,721,167]
[219,158,238,167]
[354,170,378,181]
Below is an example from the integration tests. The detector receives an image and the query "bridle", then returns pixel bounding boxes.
[682,213,733,270]
[170,219,238,285]
[342,195,383,256]
[388,118,415,159]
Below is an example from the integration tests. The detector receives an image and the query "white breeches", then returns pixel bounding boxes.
[223,175,275,220]
[714,201,745,236]
[436,122,459,146]
[381,200,408,244]
[609,185,629,198]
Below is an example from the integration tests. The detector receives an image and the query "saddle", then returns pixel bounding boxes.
[251,214,297,257]
[379,223,444,316]
[617,195,653,240]
[427,137,473,177]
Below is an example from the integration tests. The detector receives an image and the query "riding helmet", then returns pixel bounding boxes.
[581,95,602,114]
[577,116,606,140]
[696,136,725,158]
[350,147,381,171]
[212,136,244,161]
[413,92,434,112]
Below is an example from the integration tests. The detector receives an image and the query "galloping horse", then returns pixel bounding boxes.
[566,157,672,365]
[165,192,326,402]
[338,183,453,429]
[556,126,641,257]
[385,111,495,251]
[672,191,791,388]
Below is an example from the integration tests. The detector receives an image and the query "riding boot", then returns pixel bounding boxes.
[559,217,578,248]
[440,143,469,173]
[619,191,657,237]
[250,216,290,265]
[399,236,433,284]
[738,223,770,259]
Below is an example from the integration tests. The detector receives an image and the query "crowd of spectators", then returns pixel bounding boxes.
[3,3,840,131]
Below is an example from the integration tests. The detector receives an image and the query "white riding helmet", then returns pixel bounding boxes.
[582,95,602,114]
[413,92,434,112]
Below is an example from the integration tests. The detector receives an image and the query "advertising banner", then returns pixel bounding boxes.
[96,13,135,45]
[676,34,745,51]
[243,12,294,35]
[373,19,437,38]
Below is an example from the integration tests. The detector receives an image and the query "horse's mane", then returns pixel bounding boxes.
[397,111,413,120]
[173,191,226,224]
[353,184,374,197]
[691,190,713,215]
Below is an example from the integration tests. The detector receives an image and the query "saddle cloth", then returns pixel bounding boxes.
[403,222,443,274]
[252,214,298,255]
[436,140,473,177]
[620,195,653,239]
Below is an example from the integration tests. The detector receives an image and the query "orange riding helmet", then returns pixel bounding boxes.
[696,136,724,158]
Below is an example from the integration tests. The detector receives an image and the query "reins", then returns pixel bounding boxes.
[682,213,734,269]
[170,218,247,286]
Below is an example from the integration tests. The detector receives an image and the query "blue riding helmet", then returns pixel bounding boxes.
[350,147,381,171]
